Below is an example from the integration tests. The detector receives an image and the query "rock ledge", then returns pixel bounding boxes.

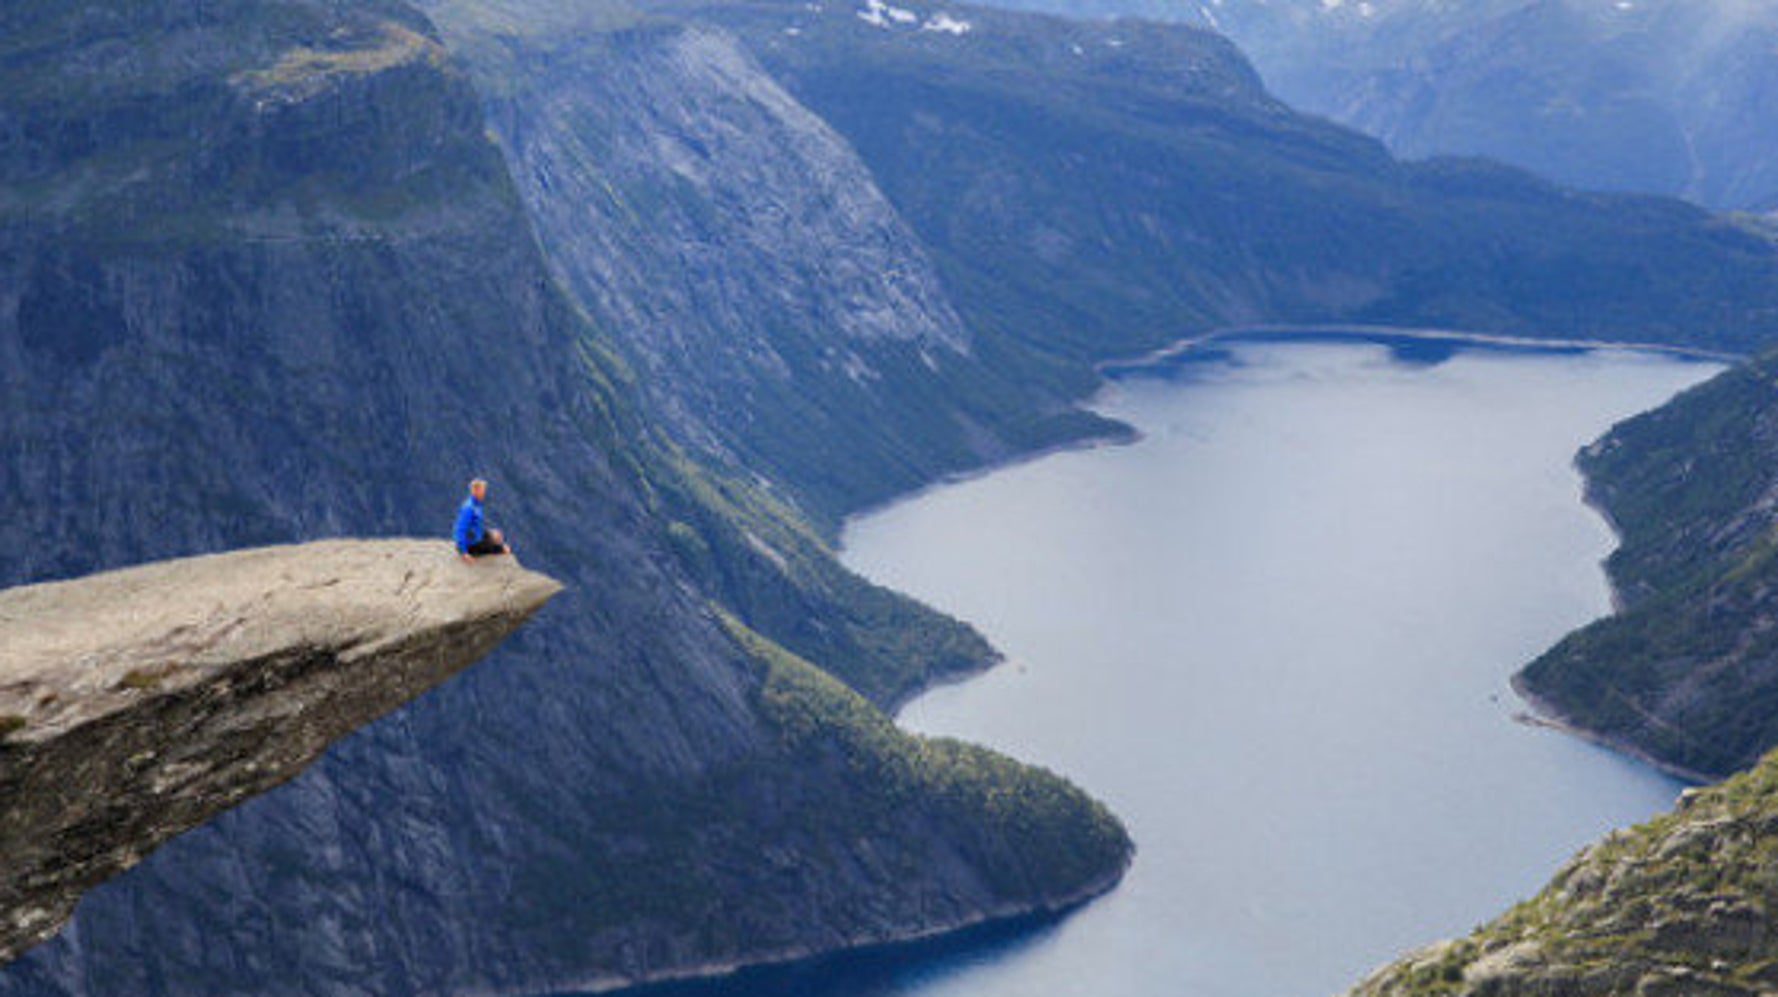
[0,540,561,963]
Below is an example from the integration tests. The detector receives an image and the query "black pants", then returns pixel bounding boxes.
[466,531,506,557]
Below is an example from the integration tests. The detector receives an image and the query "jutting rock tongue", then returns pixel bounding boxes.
[0,540,562,964]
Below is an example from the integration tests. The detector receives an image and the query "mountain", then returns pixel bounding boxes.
[1516,349,1778,781]
[651,0,1778,370]
[979,0,1778,212]
[1345,748,1778,997]
[415,0,1121,523]
[10,0,1778,992]
[0,1,1129,993]
[420,0,1778,541]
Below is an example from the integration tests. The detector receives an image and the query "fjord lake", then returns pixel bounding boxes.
[672,337,1721,997]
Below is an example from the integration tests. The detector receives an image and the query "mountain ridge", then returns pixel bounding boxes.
[664,0,1778,375]
[978,0,1778,211]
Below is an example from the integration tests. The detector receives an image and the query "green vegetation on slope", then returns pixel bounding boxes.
[1519,351,1778,779]
[1348,749,1778,997]
[729,616,1133,901]
[498,614,1131,972]
[560,313,998,710]
[0,0,507,243]
[649,444,1000,708]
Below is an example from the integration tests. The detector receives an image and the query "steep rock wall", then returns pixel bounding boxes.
[425,5,1122,521]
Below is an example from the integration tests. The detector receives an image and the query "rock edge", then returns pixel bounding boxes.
[0,539,562,963]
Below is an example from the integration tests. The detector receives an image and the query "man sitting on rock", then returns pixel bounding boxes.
[454,478,511,562]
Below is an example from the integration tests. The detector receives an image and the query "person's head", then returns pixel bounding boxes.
[469,478,488,501]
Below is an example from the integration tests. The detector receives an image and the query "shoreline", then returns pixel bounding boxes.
[848,322,1736,557]
[1508,405,1725,785]
[796,322,1726,997]
[1510,677,1715,786]
[879,642,1010,716]
[837,423,1142,545]
[1578,482,1633,615]
[500,858,1131,997]
[1102,324,1744,375]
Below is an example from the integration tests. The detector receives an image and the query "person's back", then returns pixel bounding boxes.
[454,478,510,561]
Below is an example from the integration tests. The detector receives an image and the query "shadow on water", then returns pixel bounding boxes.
[1102,344,1241,381]
[1105,327,1614,382]
[1220,329,1593,367]
[551,911,1068,997]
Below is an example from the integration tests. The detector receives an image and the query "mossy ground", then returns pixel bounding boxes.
[1352,753,1778,996]
[730,614,1133,902]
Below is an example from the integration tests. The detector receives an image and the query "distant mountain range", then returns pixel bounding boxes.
[982,0,1778,211]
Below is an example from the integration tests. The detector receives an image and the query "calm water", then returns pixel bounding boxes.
[633,339,1721,997]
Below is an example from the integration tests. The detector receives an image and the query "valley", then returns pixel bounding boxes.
[5,1,1778,995]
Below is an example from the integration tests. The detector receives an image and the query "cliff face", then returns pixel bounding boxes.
[1345,749,1778,997]
[0,1,1131,993]
[1517,351,1778,780]
[423,4,1119,521]
[0,540,561,963]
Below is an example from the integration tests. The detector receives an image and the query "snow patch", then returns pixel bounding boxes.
[857,0,916,28]
[743,530,791,573]
[923,12,972,34]
[857,1,973,36]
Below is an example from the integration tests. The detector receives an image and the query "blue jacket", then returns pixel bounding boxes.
[454,495,486,553]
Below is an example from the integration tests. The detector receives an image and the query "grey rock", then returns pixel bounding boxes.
[427,7,1106,520]
[0,539,562,964]
[1343,748,1778,997]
